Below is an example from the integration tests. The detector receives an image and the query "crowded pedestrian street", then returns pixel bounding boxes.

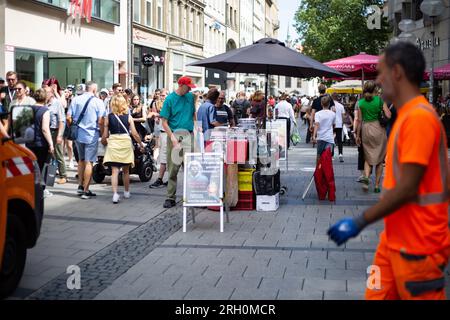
[1,0,450,311]
[6,124,449,300]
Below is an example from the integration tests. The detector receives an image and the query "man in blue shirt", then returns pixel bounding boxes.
[67,81,106,199]
[197,88,221,140]
[160,76,197,208]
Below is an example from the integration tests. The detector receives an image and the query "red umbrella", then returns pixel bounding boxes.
[324,52,379,82]
[424,62,450,81]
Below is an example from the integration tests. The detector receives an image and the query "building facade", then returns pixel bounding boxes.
[0,0,127,91]
[225,0,240,98]
[239,0,254,47]
[132,0,205,100]
[203,0,227,91]
[386,0,450,96]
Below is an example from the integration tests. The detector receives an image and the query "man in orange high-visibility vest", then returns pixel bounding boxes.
[328,42,450,300]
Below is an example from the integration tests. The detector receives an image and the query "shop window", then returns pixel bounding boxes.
[92,59,114,90]
[186,57,202,74]
[173,54,184,71]
[15,49,48,92]
[49,58,91,88]
[38,0,120,25]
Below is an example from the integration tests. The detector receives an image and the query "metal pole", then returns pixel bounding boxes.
[361,69,365,89]
[264,71,269,130]
[429,18,435,105]
[127,0,133,89]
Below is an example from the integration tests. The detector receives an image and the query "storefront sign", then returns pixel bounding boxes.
[142,54,155,67]
[183,153,224,206]
[142,53,165,66]
[68,0,93,23]
[417,36,440,50]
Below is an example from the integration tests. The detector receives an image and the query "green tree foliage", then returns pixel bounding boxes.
[294,0,391,62]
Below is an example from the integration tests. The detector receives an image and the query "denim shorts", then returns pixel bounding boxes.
[76,139,99,162]
[317,140,334,156]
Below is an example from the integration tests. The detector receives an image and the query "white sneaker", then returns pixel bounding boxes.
[44,189,53,198]
[124,191,130,199]
[69,160,75,169]
[112,193,120,204]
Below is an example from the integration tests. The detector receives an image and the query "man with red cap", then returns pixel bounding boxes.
[160,76,197,208]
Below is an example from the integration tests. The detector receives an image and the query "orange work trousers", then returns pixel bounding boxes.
[365,236,449,300]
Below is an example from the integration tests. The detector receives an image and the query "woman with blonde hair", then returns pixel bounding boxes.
[355,81,391,193]
[102,94,145,204]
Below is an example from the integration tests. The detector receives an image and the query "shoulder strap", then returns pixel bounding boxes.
[114,114,130,135]
[76,96,94,125]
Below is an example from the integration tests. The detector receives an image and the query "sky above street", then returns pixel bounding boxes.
[277,0,301,43]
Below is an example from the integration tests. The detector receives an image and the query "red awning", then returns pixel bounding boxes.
[324,52,379,79]
[424,62,450,81]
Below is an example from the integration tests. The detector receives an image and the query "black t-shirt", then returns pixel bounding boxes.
[312,94,335,112]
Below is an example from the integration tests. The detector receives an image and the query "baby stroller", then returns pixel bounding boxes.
[92,134,157,185]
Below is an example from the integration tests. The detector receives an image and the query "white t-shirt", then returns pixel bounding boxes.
[332,100,345,128]
[314,109,336,144]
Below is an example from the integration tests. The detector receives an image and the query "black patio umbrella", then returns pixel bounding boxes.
[188,38,347,127]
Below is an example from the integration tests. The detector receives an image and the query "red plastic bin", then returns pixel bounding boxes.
[231,191,255,211]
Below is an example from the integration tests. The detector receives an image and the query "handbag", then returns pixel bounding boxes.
[68,96,94,141]
[42,158,57,187]
[291,123,301,146]
[378,100,389,128]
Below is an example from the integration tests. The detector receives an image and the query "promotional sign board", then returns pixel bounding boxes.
[183,153,224,206]
[267,119,287,161]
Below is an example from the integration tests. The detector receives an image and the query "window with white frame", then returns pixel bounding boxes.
[145,0,152,27]
[189,9,194,41]
[157,0,163,30]
[133,0,140,23]
[167,0,172,34]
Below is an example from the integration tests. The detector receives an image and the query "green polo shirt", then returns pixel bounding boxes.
[160,91,195,132]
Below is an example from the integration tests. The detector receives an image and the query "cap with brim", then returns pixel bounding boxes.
[178,76,196,89]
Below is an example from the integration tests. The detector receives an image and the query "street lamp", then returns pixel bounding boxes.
[420,0,444,104]
[397,19,416,43]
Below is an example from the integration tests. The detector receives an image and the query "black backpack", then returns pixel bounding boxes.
[233,100,249,120]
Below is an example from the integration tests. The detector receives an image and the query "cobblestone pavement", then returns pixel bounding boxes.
[10,124,450,300]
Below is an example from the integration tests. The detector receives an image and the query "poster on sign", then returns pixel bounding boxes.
[267,119,287,161]
[183,153,224,206]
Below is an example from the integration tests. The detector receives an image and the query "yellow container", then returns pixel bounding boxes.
[238,169,255,191]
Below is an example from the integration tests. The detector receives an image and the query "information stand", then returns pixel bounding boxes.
[182,152,227,232]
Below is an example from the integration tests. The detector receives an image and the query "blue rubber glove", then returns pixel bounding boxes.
[327,214,368,246]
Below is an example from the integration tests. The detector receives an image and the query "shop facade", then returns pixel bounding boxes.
[132,27,167,103]
[0,0,127,91]
[387,0,450,98]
